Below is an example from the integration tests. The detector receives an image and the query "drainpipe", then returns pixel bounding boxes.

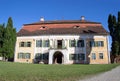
[107,35,111,64]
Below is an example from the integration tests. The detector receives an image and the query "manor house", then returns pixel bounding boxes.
[14,17,110,64]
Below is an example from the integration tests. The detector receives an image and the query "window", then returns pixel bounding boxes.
[40,26,46,29]
[19,42,31,47]
[27,42,31,47]
[43,53,49,60]
[99,53,103,59]
[35,53,49,61]
[98,41,104,47]
[69,54,85,60]
[90,41,104,47]
[77,40,84,47]
[92,53,96,60]
[19,42,24,47]
[36,40,42,47]
[78,54,85,60]
[73,25,80,28]
[18,53,31,59]
[18,53,24,59]
[35,53,43,60]
[42,26,46,28]
[69,40,76,47]
[43,40,49,47]
[25,53,31,59]
[90,41,95,47]
[69,54,75,60]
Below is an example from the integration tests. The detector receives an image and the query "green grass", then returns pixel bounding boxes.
[0,62,119,81]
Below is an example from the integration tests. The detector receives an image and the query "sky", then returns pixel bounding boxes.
[0,0,120,48]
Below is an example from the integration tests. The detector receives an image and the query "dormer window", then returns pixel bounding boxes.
[40,26,47,29]
[73,25,80,28]
[42,26,46,28]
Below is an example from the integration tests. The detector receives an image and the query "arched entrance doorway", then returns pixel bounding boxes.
[53,51,63,64]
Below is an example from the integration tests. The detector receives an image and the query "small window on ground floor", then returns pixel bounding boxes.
[35,53,49,61]
[78,54,85,60]
[25,53,31,59]
[35,53,43,60]
[69,54,85,61]
[69,54,75,60]
[18,53,24,59]
[18,53,31,59]
[91,53,96,60]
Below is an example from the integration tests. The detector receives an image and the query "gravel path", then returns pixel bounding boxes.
[79,66,120,81]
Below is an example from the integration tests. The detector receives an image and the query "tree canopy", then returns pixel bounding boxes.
[0,17,16,61]
[108,11,120,62]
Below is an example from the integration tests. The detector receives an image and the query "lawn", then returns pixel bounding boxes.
[0,62,119,81]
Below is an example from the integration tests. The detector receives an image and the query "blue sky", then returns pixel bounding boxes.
[0,0,120,32]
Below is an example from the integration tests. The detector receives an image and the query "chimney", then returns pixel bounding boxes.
[81,16,85,20]
[40,17,44,21]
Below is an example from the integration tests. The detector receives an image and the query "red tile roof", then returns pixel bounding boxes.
[17,20,108,36]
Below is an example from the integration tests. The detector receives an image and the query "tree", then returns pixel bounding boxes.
[108,11,120,63]
[2,17,16,60]
[0,24,4,57]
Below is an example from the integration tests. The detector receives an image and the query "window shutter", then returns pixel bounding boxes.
[81,40,84,47]
[81,54,85,60]
[55,40,57,48]
[24,42,27,47]
[75,40,77,47]
[69,54,72,60]
[18,53,20,59]
[69,54,74,60]
[101,41,104,47]
[36,40,38,47]
[90,41,92,47]
[69,40,71,47]
[95,41,99,47]
[48,40,50,47]
[76,54,78,60]
[62,40,65,48]
[43,40,45,47]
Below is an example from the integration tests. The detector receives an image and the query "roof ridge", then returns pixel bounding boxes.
[24,20,101,26]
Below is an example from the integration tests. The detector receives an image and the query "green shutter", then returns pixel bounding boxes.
[55,40,57,48]
[62,40,65,48]
[69,54,71,60]
[18,53,20,59]
[69,54,73,60]
[95,41,98,47]
[43,40,45,47]
[48,40,50,47]
[75,40,77,47]
[24,42,27,47]
[69,40,71,47]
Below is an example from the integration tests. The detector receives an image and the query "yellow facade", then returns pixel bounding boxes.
[15,38,35,63]
[86,37,109,64]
